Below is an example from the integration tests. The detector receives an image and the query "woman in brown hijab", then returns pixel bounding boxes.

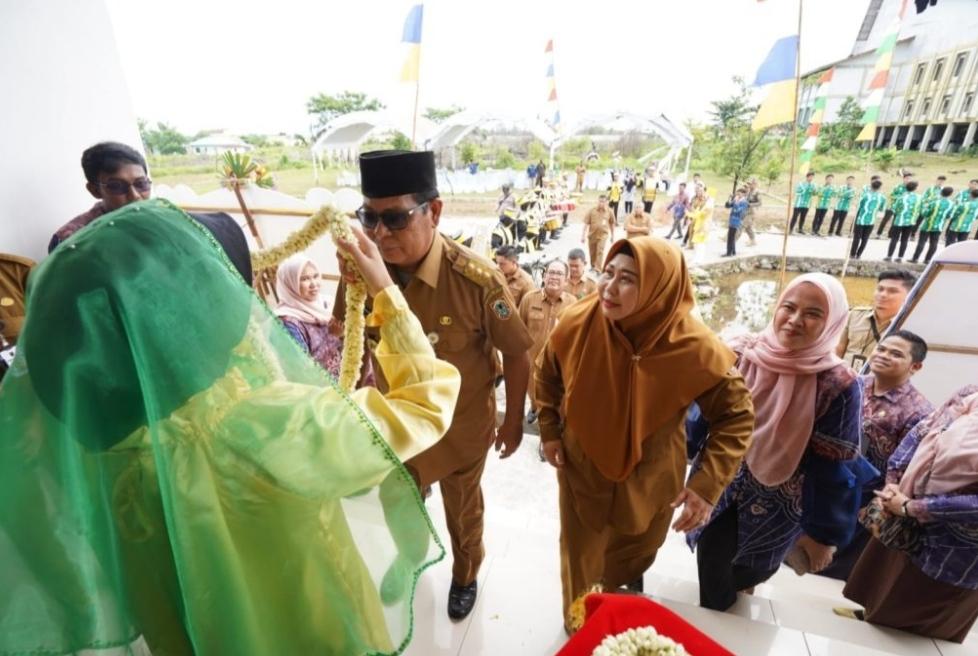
[535,236,755,628]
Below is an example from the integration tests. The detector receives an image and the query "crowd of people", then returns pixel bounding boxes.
[1,142,977,654]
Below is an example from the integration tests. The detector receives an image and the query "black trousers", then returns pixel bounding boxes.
[850,224,873,257]
[643,200,654,213]
[877,209,894,236]
[696,504,780,611]
[624,200,633,214]
[812,208,829,234]
[789,207,809,232]
[609,201,619,220]
[887,225,913,258]
[725,226,738,256]
[912,230,942,263]
[829,210,848,236]
[947,230,970,246]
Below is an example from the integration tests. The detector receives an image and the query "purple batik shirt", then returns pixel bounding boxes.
[887,384,978,590]
[860,374,933,492]
[48,202,108,253]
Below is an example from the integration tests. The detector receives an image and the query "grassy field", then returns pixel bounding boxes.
[150,148,978,231]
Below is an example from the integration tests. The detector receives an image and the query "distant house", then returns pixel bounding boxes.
[188,133,253,155]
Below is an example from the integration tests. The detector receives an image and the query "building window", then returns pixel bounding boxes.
[940,94,952,116]
[914,64,926,86]
[933,58,945,82]
[904,100,915,118]
[964,92,975,115]
[922,97,933,116]
[953,53,969,78]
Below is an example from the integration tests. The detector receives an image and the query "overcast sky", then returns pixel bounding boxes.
[105,0,872,136]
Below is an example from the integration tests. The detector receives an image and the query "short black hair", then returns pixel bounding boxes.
[846,175,855,180]
[411,190,440,205]
[568,248,587,261]
[495,245,519,261]
[878,269,916,291]
[941,186,954,197]
[825,174,834,179]
[937,175,947,181]
[805,171,815,177]
[885,329,928,363]
[871,174,881,181]
[871,180,883,190]
[81,142,147,185]
[905,181,919,192]
[970,179,978,184]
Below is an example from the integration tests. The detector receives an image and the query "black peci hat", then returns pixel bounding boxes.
[359,150,438,199]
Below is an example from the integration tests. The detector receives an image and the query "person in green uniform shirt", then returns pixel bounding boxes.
[811,174,836,237]
[789,171,817,234]
[877,171,913,238]
[884,180,922,262]
[829,176,856,237]
[911,186,956,264]
[914,175,947,240]
[850,179,886,259]
[946,189,978,245]
[955,179,978,205]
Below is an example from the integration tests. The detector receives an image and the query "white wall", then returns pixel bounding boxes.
[0,0,141,261]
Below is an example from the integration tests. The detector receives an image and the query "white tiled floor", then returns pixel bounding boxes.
[404,431,977,655]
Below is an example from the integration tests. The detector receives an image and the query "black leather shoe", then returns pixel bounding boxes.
[448,580,478,620]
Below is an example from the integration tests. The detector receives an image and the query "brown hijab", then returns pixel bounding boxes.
[549,237,736,481]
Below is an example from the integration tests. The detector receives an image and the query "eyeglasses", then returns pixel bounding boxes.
[98,178,152,195]
[355,202,428,231]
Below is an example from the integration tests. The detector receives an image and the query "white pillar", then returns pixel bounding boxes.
[938,124,954,154]
[0,0,141,261]
[918,124,934,152]
[903,126,916,150]
[889,127,901,148]
[962,122,978,150]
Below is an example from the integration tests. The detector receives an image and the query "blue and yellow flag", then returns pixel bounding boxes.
[752,35,798,130]
[400,4,424,83]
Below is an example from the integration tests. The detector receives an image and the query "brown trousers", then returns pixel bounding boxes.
[587,233,609,269]
[410,450,488,586]
[558,471,672,620]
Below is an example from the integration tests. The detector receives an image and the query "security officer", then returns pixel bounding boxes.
[336,150,533,621]
[495,245,535,307]
[835,269,916,370]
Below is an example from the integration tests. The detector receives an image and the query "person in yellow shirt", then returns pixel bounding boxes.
[607,173,623,221]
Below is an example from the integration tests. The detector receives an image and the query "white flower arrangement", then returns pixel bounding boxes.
[591,626,689,656]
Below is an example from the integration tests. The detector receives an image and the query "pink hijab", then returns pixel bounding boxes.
[729,273,849,486]
[900,388,978,497]
[274,255,331,325]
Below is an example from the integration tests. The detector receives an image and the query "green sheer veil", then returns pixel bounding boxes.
[0,199,443,655]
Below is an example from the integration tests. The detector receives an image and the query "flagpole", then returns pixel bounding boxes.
[777,0,804,293]
[411,77,421,149]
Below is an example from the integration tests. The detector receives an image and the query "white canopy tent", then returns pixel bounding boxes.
[309,110,438,176]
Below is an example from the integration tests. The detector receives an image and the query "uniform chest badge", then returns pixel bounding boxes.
[0,297,13,307]
[439,315,453,326]
[491,299,512,320]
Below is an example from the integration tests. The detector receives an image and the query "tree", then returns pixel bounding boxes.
[306,91,384,132]
[459,141,480,165]
[390,131,412,150]
[709,126,772,196]
[241,134,270,148]
[707,76,756,134]
[423,105,464,123]
[823,96,864,150]
[141,121,188,155]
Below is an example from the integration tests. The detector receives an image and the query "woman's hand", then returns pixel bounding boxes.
[670,488,714,533]
[541,440,565,469]
[873,482,912,517]
[335,223,395,297]
[795,533,836,572]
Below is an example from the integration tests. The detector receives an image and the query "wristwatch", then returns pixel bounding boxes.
[901,500,912,517]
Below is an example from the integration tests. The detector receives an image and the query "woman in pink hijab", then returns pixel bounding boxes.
[840,384,978,643]
[688,273,864,611]
[275,255,372,386]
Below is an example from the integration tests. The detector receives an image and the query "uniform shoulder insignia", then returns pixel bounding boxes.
[446,240,499,289]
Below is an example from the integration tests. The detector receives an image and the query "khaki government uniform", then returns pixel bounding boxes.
[504,267,536,308]
[624,213,652,238]
[535,351,755,619]
[583,207,616,267]
[337,233,533,585]
[838,307,892,370]
[564,276,597,300]
[0,254,35,344]
[517,288,576,407]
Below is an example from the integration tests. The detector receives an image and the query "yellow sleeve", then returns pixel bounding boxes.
[352,286,461,461]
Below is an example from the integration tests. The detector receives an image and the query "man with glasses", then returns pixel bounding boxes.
[518,259,575,427]
[338,150,533,621]
[48,142,152,252]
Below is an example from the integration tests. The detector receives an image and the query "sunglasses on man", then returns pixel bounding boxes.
[355,201,428,231]
[98,178,153,195]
